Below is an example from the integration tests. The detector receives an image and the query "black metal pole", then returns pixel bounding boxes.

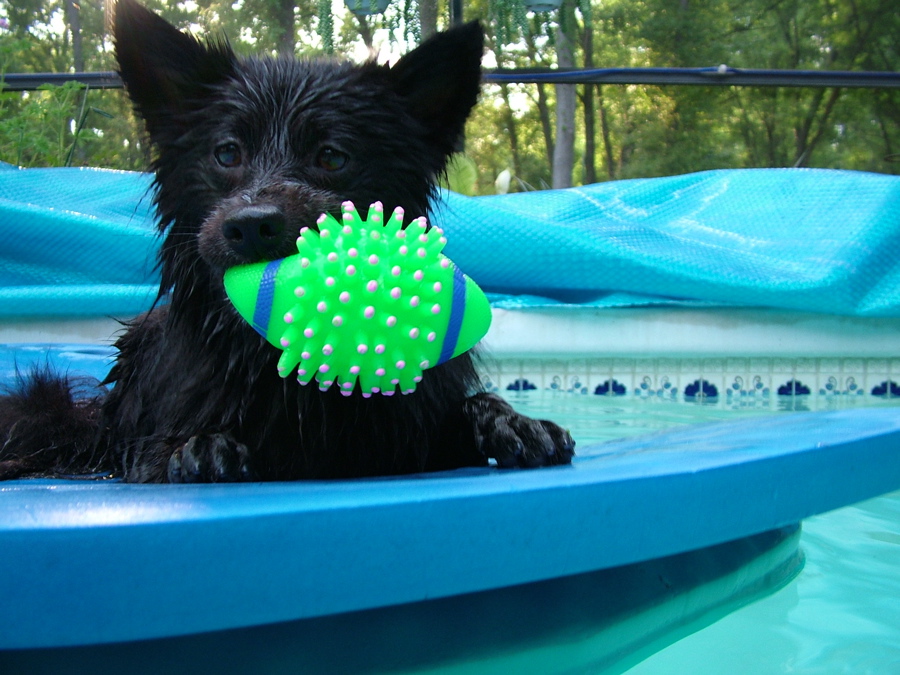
[485,66,900,89]
[2,67,899,91]
[1,72,123,91]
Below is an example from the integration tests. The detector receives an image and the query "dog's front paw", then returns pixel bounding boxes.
[167,433,255,483]
[464,393,575,468]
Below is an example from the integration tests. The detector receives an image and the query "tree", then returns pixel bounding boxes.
[64,0,82,71]
[0,0,896,181]
[551,0,576,188]
[419,0,437,39]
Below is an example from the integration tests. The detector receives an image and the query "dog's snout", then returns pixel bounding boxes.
[221,204,286,260]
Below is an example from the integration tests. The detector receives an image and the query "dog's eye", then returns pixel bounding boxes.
[215,142,242,168]
[316,147,348,172]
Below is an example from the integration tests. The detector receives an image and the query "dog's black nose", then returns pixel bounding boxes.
[221,205,286,260]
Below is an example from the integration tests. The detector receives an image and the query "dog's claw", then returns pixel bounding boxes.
[463,393,575,469]
[167,433,254,483]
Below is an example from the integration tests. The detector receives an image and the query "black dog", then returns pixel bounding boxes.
[0,0,573,482]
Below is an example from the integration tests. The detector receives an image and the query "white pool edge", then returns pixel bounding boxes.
[482,306,900,359]
[3,306,899,357]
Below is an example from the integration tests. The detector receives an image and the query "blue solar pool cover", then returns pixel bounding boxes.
[1,163,899,318]
[0,164,158,317]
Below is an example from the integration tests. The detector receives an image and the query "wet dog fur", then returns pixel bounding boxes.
[0,0,574,482]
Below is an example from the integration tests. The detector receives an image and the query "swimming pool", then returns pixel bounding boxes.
[630,490,900,674]
[506,389,900,675]
[3,163,900,672]
[2,339,898,673]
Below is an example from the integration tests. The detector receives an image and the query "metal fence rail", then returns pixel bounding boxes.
[2,67,899,92]
[1,72,124,91]
[485,66,900,89]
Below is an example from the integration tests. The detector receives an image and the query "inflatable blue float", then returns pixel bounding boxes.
[1,404,899,673]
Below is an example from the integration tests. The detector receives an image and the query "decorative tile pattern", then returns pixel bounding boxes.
[482,357,900,402]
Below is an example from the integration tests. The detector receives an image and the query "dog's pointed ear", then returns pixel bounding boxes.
[388,21,484,157]
[114,0,235,142]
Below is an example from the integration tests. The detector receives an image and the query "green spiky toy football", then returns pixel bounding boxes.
[223,201,492,397]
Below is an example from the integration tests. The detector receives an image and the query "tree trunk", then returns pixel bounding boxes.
[552,0,577,189]
[537,84,555,170]
[419,0,438,41]
[794,88,842,167]
[552,88,576,188]
[580,16,596,185]
[356,15,374,50]
[580,86,595,184]
[276,0,296,56]
[65,0,83,72]
[522,29,554,173]
[597,85,615,180]
[499,83,522,178]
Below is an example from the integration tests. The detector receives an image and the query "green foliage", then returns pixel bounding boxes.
[489,0,529,47]
[0,0,896,187]
[439,153,479,195]
[318,0,334,52]
[466,0,900,190]
[0,81,82,167]
[0,79,148,169]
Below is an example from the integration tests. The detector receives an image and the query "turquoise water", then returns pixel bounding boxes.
[628,492,900,674]
[503,390,900,675]
[504,388,900,447]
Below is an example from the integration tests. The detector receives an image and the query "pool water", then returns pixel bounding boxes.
[504,388,900,447]
[627,492,900,675]
[502,390,900,675]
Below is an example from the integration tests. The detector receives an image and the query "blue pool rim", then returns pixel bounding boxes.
[1,407,899,649]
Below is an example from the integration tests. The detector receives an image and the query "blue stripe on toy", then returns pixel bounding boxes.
[438,264,466,365]
[252,259,283,338]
